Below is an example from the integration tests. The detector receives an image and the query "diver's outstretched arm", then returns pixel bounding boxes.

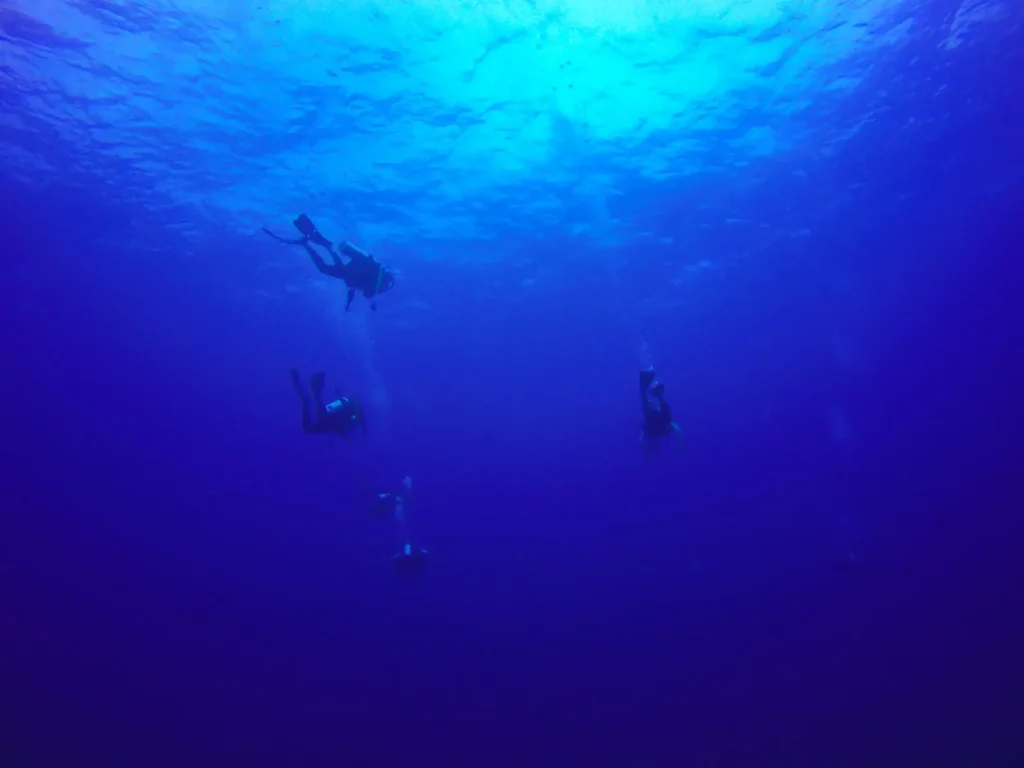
[366,264,386,312]
[345,288,357,311]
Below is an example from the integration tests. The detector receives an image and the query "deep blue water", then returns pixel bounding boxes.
[2,1,1023,765]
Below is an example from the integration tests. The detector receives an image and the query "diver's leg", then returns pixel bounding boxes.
[292,369,321,433]
[290,368,314,433]
[309,372,327,411]
[345,288,356,311]
[297,391,318,434]
[300,397,318,433]
[294,214,334,250]
[301,242,338,277]
[290,368,305,398]
[640,368,656,395]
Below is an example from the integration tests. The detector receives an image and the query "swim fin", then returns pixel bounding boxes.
[290,368,305,397]
[293,214,333,249]
[264,227,307,246]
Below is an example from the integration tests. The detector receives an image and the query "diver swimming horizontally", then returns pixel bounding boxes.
[639,366,683,454]
[290,368,366,438]
[263,214,396,311]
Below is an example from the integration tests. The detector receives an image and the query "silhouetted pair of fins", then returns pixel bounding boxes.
[290,369,326,398]
[262,214,333,250]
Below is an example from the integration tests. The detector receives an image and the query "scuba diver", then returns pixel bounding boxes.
[263,214,396,311]
[372,476,428,577]
[372,475,413,518]
[290,368,366,438]
[639,366,683,454]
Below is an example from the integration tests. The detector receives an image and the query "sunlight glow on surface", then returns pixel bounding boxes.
[1,0,1007,245]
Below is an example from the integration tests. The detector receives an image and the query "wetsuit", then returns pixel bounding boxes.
[264,214,395,311]
[305,240,394,311]
[640,369,677,441]
[291,369,365,438]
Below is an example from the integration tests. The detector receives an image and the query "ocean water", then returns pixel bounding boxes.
[2,0,1023,765]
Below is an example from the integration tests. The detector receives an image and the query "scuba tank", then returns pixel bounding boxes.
[324,397,348,415]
